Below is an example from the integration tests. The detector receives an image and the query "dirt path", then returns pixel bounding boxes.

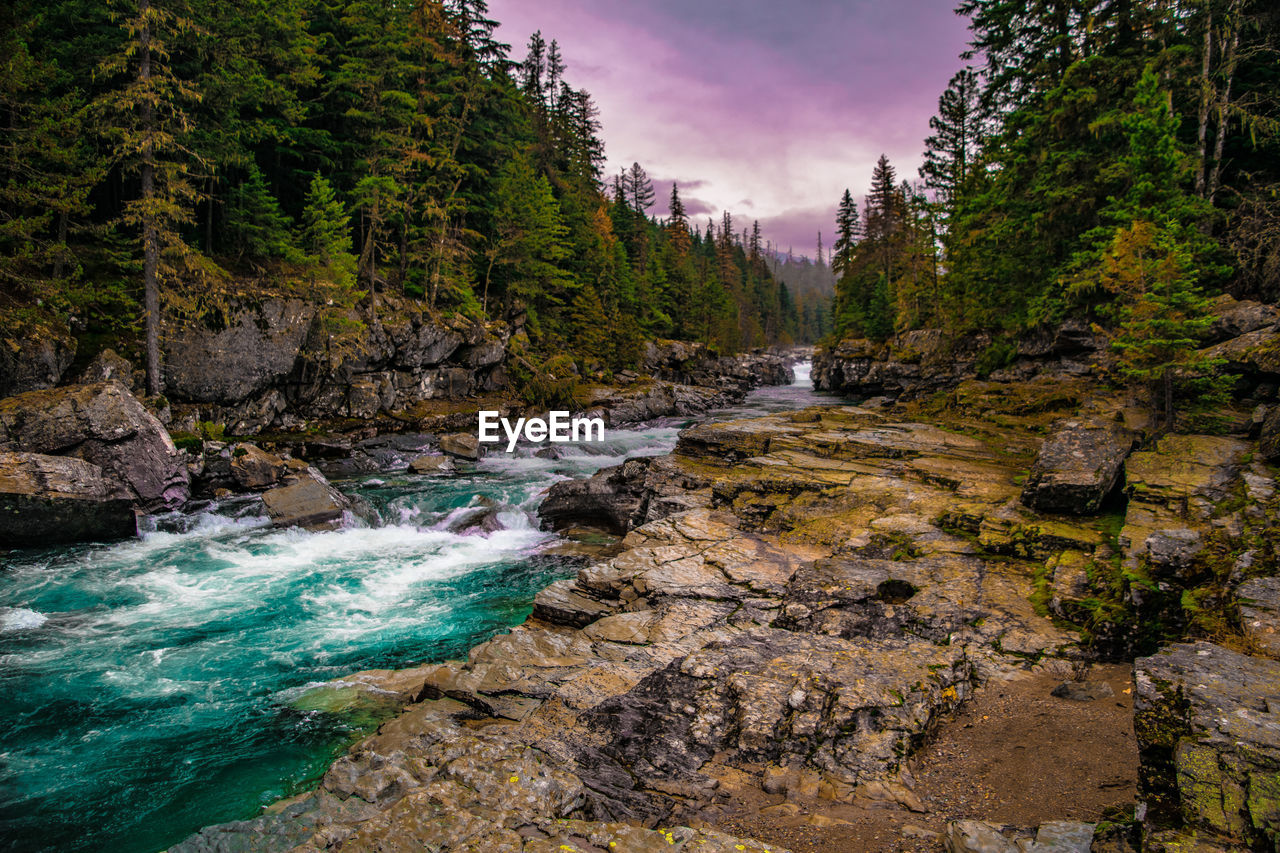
[703,663,1138,852]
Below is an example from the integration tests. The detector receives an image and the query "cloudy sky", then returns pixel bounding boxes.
[486,0,974,258]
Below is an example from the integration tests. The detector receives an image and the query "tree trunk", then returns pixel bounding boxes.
[52,211,68,280]
[205,173,215,254]
[140,0,161,397]
[1195,7,1212,198]
[1163,367,1174,431]
[1208,4,1241,201]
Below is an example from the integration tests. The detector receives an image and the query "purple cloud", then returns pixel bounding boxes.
[488,0,971,260]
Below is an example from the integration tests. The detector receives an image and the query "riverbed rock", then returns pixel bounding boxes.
[229,443,288,490]
[181,392,1103,851]
[408,453,454,474]
[1134,641,1280,848]
[1020,417,1135,514]
[1237,577,1280,658]
[0,381,190,510]
[539,455,709,534]
[0,326,76,397]
[0,451,137,545]
[439,432,480,460]
[261,469,355,530]
[76,348,137,390]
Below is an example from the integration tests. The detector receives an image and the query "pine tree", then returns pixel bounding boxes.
[486,154,572,318]
[921,67,983,207]
[225,164,293,261]
[299,174,352,259]
[297,172,358,293]
[831,189,859,279]
[627,162,655,216]
[0,8,101,297]
[1099,221,1224,429]
[96,0,202,395]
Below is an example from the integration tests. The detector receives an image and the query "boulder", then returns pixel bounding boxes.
[229,443,288,490]
[456,339,505,369]
[1237,577,1280,658]
[162,298,315,404]
[439,432,480,460]
[0,451,138,545]
[944,820,1016,853]
[0,327,75,397]
[1207,295,1280,343]
[1021,418,1134,514]
[1260,406,1280,462]
[1144,528,1205,572]
[408,454,454,474]
[0,382,189,510]
[388,320,463,368]
[1134,642,1280,847]
[76,348,136,390]
[261,469,354,530]
[539,456,709,534]
[1200,326,1280,378]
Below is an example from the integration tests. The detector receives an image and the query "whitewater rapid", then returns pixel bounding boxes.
[0,363,828,853]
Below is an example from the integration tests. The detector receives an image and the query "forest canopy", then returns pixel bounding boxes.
[0,0,808,391]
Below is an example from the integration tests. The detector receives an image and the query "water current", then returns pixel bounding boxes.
[0,362,829,852]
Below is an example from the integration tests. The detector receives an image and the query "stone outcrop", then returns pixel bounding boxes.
[161,294,512,434]
[170,696,788,853]
[184,393,1100,851]
[0,325,76,398]
[261,467,363,531]
[539,456,710,534]
[1021,417,1135,514]
[0,451,137,545]
[641,341,792,390]
[0,381,189,511]
[1238,577,1280,658]
[812,325,1101,398]
[1119,434,1249,571]
[1134,642,1280,849]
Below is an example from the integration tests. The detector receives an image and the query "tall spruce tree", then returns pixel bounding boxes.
[97,0,202,395]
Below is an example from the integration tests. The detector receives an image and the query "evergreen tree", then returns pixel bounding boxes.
[97,0,202,395]
[225,164,293,261]
[921,67,983,207]
[831,189,859,279]
[627,162,655,216]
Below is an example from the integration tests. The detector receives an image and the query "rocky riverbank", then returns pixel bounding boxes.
[0,342,792,545]
[166,364,1280,853]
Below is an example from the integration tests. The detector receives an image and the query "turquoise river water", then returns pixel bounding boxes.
[0,363,826,853]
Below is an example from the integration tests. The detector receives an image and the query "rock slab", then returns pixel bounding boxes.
[1134,641,1280,848]
[1021,417,1134,514]
[0,451,137,545]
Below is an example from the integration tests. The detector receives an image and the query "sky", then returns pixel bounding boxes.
[486,0,975,259]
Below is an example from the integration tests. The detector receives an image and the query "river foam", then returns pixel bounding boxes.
[0,363,830,853]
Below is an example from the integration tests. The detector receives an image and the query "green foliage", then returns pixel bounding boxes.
[508,347,583,410]
[196,420,225,441]
[975,338,1017,378]
[225,164,295,261]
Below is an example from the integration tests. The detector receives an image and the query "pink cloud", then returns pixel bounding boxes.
[488,0,971,259]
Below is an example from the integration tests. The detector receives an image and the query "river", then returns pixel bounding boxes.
[0,362,829,853]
